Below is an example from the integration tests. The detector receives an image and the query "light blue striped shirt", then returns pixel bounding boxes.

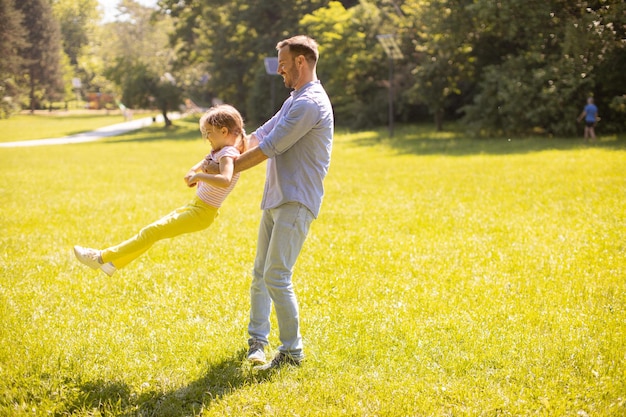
[255,80,334,218]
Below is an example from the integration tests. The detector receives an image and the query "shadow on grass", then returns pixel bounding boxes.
[64,349,273,416]
[347,124,626,156]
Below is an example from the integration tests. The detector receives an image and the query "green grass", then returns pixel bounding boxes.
[0,112,129,142]
[1,119,624,416]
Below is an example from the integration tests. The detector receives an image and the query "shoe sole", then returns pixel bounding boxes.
[247,355,266,365]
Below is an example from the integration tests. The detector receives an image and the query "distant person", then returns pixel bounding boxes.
[73,104,247,276]
[578,97,599,142]
[205,35,334,370]
[119,103,132,121]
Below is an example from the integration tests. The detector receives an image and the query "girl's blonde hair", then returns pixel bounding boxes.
[199,104,248,153]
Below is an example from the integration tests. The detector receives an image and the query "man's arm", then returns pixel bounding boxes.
[233,146,268,173]
[203,134,265,174]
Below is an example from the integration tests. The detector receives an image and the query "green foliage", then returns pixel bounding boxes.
[0,0,29,118]
[162,0,333,123]
[404,0,475,130]
[0,121,625,415]
[52,0,100,66]
[7,0,624,133]
[459,0,626,136]
[67,0,623,134]
[462,53,593,136]
[14,0,65,111]
[100,1,182,123]
[301,1,389,128]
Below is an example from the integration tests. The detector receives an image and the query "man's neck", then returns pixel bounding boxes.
[293,71,317,91]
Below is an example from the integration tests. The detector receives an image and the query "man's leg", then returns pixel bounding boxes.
[248,209,273,349]
[263,202,314,360]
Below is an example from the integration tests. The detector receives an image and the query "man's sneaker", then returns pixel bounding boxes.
[254,352,302,371]
[73,246,102,270]
[100,262,116,277]
[247,339,266,364]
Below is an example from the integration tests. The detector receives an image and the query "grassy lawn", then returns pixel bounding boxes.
[0,111,130,142]
[0,119,624,416]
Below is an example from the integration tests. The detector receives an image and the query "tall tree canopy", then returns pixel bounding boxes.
[399,0,626,135]
[15,0,65,112]
[1,0,624,134]
[458,0,626,135]
[52,0,100,66]
[103,0,181,125]
[159,0,331,122]
[0,0,29,117]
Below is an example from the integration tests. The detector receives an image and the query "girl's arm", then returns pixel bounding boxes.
[184,159,207,187]
[203,134,259,174]
[189,156,235,188]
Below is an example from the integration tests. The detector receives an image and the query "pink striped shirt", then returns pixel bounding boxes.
[196,146,241,208]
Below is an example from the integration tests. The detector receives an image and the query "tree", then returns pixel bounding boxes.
[102,0,181,125]
[582,0,626,133]
[300,1,390,128]
[157,0,625,134]
[400,0,476,131]
[460,0,626,136]
[52,0,100,66]
[15,0,65,111]
[0,0,29,117]
[160,0,331,124]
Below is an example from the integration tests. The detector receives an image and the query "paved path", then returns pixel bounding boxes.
[0,113,180,148]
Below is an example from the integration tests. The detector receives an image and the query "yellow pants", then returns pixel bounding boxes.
[101,196,218,269]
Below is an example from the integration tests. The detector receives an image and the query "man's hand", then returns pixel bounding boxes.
[202,159,220,174]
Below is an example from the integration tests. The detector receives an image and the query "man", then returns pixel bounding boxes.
[577,97,600,142]
[218,35,333,369]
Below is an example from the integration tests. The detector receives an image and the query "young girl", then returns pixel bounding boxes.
[73,104,248,276]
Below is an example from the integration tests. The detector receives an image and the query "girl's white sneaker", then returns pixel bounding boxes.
[73,246,102,270]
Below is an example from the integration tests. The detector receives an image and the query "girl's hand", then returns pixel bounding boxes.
[184,171,197,187]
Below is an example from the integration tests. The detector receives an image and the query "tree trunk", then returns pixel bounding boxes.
[434,109,444,132]
[162,109,172,127]
[29,76,36,114]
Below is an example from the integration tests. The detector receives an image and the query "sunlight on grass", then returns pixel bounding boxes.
[0,112,130,142]
[0,122,624,416]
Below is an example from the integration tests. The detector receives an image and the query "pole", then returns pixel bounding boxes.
[270,76,275,115]
[388,57,394,138]
[376,34,402,138]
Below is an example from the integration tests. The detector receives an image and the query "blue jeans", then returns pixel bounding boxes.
[248,202,314,359]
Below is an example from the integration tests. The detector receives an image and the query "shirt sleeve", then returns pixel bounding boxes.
[259,97,320,158]
[253,109,281,142]
[216,146,240,163]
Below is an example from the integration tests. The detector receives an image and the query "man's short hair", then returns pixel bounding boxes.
[277,35,319,65]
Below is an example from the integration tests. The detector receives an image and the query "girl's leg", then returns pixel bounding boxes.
[101,197,217,269]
